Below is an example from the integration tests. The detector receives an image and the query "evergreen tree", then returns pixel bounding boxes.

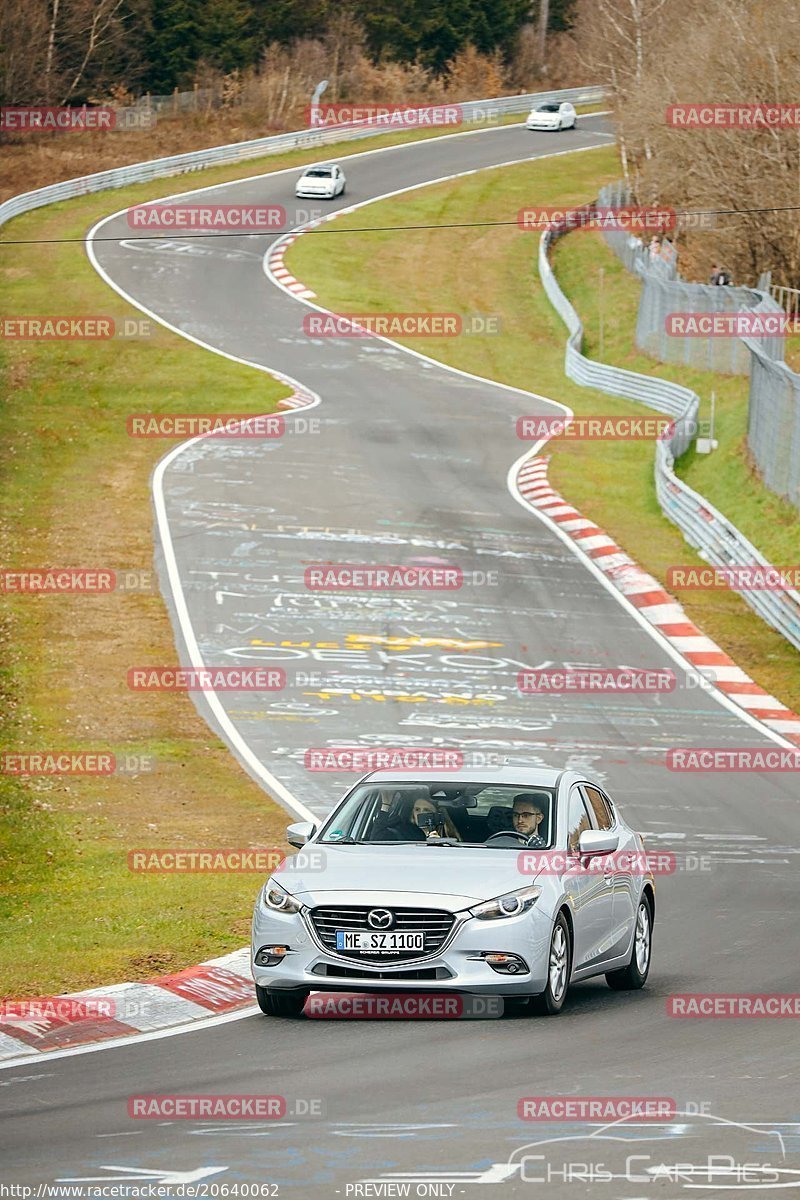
[200,0,257,72]
[146,0,201,90]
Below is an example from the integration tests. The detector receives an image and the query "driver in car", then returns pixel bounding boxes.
[511,794,548,847]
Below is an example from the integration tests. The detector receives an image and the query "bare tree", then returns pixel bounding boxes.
[59,0,129,102]
[624,0,800,285]
[573,0,679,184]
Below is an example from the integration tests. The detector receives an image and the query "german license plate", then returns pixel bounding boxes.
[335,931,424,953]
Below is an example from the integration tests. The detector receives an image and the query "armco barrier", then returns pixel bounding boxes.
[0,87,603,231]
[538,227,800,654]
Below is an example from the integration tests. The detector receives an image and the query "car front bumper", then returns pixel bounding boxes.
[251,898,553,996]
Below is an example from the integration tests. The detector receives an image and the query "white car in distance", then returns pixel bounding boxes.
[296,163,346,199]
[526,101,577,131]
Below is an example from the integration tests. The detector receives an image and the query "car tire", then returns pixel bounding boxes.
[255,986,309,1017]
[530,912,571,1015]
[606,896,652,991]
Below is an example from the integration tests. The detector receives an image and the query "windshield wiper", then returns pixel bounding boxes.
[322,836,360,845]
[416,838,463,847]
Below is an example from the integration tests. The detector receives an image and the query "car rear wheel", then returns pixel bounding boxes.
[606,897,652,990]
[255,985,309,1017]
[530,912,571,1015]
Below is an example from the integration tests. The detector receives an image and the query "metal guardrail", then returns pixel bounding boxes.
[771,284,800,319]
[538,226,800,654]
[0,87,604,231]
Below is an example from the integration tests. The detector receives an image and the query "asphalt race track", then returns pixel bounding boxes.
[2,116,799,1196]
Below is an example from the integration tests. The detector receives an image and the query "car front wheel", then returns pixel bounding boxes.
[530,912,571,1015]
[606,897,652,990]
[255,985,309,1017]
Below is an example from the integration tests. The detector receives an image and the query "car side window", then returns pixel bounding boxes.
[566,787,593,853]
[582,785,614,831]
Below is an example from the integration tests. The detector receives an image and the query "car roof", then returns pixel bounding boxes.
[362,765,571,788]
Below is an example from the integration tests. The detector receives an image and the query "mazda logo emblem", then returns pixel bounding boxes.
[367,908,394,930]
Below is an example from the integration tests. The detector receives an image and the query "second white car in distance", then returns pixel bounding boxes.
[296,163,346,199]
[526,101,577,131]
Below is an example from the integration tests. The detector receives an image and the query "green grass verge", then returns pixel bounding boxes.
[285,143,800,712]
[0,182,300,996]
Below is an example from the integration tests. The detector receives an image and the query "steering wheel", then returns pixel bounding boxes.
[484,830,529,845]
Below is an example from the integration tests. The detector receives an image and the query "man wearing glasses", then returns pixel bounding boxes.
[511,793,548,847]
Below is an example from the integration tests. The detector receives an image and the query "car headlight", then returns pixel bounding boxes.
[468,885,542,920]
[261,880,304,914]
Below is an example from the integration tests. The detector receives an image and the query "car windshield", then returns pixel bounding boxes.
[317,782,556,848]
[305,168,333,177]
[537,104,561,113]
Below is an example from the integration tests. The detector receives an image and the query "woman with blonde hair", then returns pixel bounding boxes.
[410,796,462,841]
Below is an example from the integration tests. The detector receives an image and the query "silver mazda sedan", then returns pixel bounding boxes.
[251,767,655,1017]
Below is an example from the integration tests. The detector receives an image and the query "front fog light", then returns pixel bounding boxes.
[484,952,528,975]
[255,945,290,967]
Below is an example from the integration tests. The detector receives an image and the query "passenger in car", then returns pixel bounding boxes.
[369,792,427,842]
[411,797,462,841]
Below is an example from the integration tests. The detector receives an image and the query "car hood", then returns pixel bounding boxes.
[275,844,528,909]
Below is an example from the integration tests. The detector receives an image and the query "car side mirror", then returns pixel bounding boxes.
[578,829,619,856]
[287,821,315,849]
